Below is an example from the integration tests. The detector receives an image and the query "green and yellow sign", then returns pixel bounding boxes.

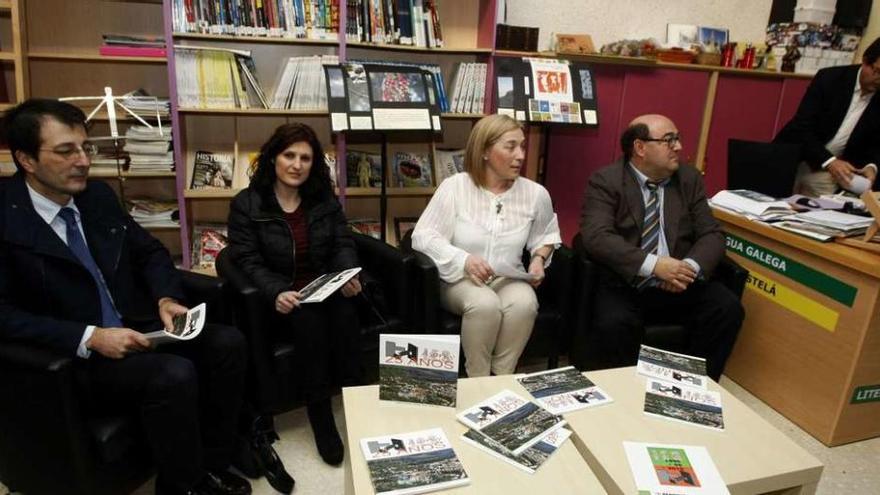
[745,271,839,332]
[725,233,857,307]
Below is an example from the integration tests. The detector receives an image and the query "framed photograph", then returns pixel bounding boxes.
[344,63,371,112]
[497,76,514,108]
[369,71,427,103]
[327,67,345,98]
[698,26,729,47]
[667,23,698,48]
[394,216,420,244]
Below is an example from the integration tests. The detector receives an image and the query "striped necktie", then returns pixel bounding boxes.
[640,181,661,255]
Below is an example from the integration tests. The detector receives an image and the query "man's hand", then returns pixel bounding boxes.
[158,297,188,332]
[87,327,151,359]
[275,290,303,314]
[658,280,686,293]
[652,257,696,291]
[858,166,877,186]
[340,275,362,297]
[827,159,857,187]
[465,254,495,285]
[527,257,546,288]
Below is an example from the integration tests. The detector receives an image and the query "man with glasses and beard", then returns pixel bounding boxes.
[774,37,880,196]
[0,99,251,495]
[578,114,743,381]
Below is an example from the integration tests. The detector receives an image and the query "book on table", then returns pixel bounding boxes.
[298,267,362,303]
[379,334,460,407]
[461,426,572,474]
[643,379,724,431]
[792,209,874,234]
[637,345,709,390]
[709,189,793,220]
[623,442,730,494]
[144,303,207,345]
[360,428,469,495]
[456,389,565,456]
[516,366,613,414]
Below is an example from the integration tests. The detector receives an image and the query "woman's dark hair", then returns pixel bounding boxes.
[249,123,333,205]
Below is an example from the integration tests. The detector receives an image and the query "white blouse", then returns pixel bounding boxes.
[412,173,562,283]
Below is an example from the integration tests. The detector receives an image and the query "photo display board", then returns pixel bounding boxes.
[494,57,598,127]
[325,62,442,133]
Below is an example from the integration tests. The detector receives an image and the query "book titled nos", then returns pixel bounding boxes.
[379,334,460,407]
[360,428,469,495]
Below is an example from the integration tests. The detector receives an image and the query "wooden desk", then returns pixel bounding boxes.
[566,367,823,495]
[715,208,880,446]
[342,376,607,495]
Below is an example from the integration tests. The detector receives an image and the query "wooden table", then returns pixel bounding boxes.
[342,376,607,495]
[566,367,823,495]
[715,208,880,446]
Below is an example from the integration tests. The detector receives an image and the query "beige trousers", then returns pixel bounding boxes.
[793,162,837,197]
[441,277,539,377]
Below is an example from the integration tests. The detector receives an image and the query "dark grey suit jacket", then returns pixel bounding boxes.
[579,160,724,286]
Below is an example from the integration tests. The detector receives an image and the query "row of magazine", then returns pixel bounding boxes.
[364,335,730,494]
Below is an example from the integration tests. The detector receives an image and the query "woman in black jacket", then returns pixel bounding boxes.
[227,123,362,466]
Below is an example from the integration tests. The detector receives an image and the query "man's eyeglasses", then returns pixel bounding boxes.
[39,142,99,159]
[640,133,682,148]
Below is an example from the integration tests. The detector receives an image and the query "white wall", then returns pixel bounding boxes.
[502,0,774,51]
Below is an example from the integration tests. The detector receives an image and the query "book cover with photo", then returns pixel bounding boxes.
[643,379,724,431]
[144,303,207,345]
[623,442,730,494]
[346,150,383,188]
[379,334,460,407]
[461,426,571,474]
[191,150,234,189]
[298,267,362,304]
[392,152,433,187]
[360,428,469,495]
[191,224,228,270]
[637,345,709,390]
[456,389,565,456]
[349,218,382,240]
[517,366,613,414]
[434,149,465,184]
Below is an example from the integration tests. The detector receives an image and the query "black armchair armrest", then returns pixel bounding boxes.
[351,232,414,329]
[713,256,749,299]
[179,269,230,325]
[0,341,73,372]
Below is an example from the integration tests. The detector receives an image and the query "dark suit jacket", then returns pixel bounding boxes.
[0,173,184,356]
[774,64,880,170]
[579,160,724,286]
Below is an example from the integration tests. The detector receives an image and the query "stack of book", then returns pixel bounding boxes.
[125,126,174,173]
[172,0,340,40]
[127,199,180,229]
[270,55,339,110]
[89,140,128,172]
[100,34,166,58]
[637,345,724,431]
[709,189,793,221]
[346,0,444,48]
[120,89,171,118]
[782,210,875,240]
[448,62,487,115]
[174,47,267,109]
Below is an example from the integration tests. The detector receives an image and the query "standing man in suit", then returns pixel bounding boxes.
[0,99,250,495]
[774,37,880,196]
[579,114,743,381]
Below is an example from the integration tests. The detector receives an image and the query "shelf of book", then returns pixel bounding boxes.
[184,188,241,199]
[177,108,328,117]
[172,32,339,46]
[27,52,168,63]
[346,41,492,55]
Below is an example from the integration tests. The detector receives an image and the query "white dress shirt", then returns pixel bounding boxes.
[26,182,96,358]
[412,173,562,283]
[821,67,877,173]
[629,164,700,280]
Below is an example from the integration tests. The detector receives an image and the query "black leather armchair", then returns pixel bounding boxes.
[0,270,229,495]
[402,230,576,371]
[215,232,414,415]
[569,232,748,370]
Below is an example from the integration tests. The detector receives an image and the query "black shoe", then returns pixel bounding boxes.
[255,435,295,494]
[197,470,252,495]
[307,400,344,465]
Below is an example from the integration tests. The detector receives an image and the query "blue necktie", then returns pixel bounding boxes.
[58,207,123,328]
[636,181,662,289]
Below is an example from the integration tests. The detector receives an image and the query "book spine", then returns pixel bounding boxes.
[100,46,167,58]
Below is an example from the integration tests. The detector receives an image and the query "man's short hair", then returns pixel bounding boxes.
[1,99,87,171]
[863,37,880,66]
[620,122,651,163]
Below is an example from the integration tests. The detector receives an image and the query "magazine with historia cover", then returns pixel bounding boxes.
[190,150,234,189]
[144,303,207,345]
[360,428,469,495]
[456,389,565,456]
[517,366,613,414]
[298,267,362,303]
[392,151,433,187]
[643,379,724,431]
[637,345,709,390]
[379,334,460,407]
[623,441,730,494]
[461,426,571,474]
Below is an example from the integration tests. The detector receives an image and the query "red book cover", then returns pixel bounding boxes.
[99,46,167,58]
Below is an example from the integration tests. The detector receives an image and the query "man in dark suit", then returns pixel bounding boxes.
[774,37,880,196]
[0,99,250,495]
[579,114,743,380]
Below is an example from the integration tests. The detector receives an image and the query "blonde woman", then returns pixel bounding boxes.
[412,115,561,376]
